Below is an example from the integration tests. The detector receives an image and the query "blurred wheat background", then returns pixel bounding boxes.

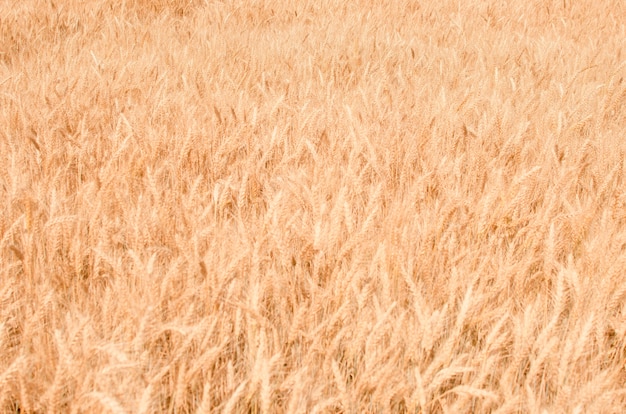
[1,0,626,412]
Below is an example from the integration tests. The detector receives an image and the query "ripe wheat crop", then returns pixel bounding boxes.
[1,0,626,412]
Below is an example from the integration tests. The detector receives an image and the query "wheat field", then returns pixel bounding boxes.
[1,0,626,412]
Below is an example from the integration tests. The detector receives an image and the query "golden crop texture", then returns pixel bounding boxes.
[1,0,626,412]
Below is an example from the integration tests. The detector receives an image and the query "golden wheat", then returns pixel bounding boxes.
[1,0,626,412]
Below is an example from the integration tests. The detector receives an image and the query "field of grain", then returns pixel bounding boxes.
[1,0,626,412]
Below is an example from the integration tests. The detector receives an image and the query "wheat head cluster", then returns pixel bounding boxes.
[1,0,626,412]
